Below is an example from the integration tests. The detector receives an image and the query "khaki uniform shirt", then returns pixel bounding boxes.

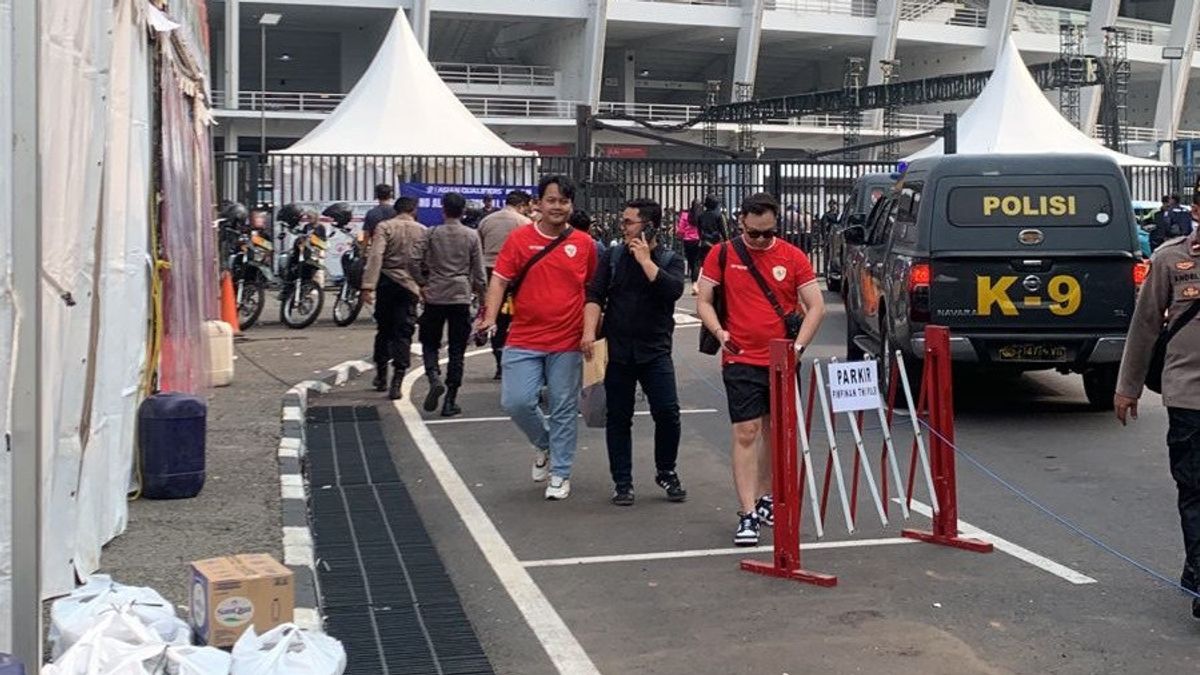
[362,214,427,296]
[422,219,487,306]
[1117,228,1200,411]
[478,207,529,269]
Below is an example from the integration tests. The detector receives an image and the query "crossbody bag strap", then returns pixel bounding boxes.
[1165,300,1200,344]
[507,227,573,299]
[730,237,789,321]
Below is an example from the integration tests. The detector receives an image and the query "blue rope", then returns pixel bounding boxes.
[916,417,1200,599]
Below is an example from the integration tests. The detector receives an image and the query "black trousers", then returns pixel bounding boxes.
[605,353,682,487]
[1169,408,1200,578]
[486,267,512,365]
[420,303,472,388]
[373,276,418,374]
[683,240,701,283]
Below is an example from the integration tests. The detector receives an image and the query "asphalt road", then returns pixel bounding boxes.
[316,290,1200,675]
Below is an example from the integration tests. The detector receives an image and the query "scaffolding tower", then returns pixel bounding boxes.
[703,80,721,149]
[734,81,757,155]
[879,59,902,160]
[1058,24,1085,130]
[842,58,865,159]
[1099,26,1130,153]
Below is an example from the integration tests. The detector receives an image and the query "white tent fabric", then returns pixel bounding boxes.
[278,10,532,157]
[907,41,1165,167]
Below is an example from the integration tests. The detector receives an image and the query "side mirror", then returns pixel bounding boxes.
[848,213,866,226]
[843,225,866,246]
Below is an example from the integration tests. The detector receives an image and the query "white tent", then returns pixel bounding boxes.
[277,10,532,157]
[907,40,1165,167]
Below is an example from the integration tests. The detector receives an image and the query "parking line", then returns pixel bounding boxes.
[901,498,1097,585]
[394,349,601,675]
[522,537,916,568]
[425,408,720,426]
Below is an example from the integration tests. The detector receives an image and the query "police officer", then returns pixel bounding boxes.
[1115,194,1200,618]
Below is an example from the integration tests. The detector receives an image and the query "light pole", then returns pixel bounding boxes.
[258,12,282,157]
[1162,46,1184,162]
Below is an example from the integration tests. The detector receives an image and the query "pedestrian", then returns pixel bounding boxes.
[583,198,688,506]
[363,183,397,238]
[361,196,427,400]
[1152,194,1193,250]
[419,192,487,417]
[695,191,827,546]
[478,190,533,380]
[1115,194,1200,618]
[570,208,606,256]
[697,195,727,267]
[475,174,598,500]
[677,199,702,295]
[481,194,499,216]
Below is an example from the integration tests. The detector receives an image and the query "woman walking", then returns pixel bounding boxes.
[676,199,703,294]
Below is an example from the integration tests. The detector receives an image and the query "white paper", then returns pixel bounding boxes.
[827,360,881,413]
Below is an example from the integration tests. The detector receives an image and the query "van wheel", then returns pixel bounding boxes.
[1082,366,1119,411]
[827,274,842,294]
[881,328,922,409]
[846,312,865,361]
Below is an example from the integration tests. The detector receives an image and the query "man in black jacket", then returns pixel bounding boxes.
[583,198,688,506]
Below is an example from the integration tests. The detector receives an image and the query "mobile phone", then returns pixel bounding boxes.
[724,339,743,355]
[641,231,649,243]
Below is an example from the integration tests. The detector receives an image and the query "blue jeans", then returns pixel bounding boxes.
[500,347,583,479]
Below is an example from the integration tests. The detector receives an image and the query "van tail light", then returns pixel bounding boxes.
[908,261,932,323]
[1133,260,1150,289]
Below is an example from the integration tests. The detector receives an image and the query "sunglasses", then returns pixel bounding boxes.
[744,229,777,240]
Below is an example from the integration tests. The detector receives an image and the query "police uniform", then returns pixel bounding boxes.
[1117,228,1200,594]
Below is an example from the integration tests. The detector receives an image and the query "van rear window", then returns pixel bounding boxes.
[947,186,1113,227]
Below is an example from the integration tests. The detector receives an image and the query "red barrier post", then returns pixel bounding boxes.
[901,326,993,554]
[741,340,837,586]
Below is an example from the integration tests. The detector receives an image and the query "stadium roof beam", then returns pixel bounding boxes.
[1153,0,1200,142]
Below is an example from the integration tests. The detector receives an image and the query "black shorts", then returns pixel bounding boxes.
[722,363,771,424]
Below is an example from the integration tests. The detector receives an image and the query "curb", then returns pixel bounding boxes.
[278,357,375,632]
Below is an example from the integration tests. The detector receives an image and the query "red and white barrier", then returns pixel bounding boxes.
[740,325,993,587]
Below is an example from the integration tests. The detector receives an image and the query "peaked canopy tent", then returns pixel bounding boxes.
[907,41,1166,170]
[273,10,535,205]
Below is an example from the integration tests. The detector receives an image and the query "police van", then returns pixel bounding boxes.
[842,153,1146,407]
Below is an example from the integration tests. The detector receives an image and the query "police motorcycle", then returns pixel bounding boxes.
[323,202,365,327]
[277,203,327,329]
[219,201,278,331]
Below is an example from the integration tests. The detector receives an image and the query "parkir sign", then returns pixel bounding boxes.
[828,360,881,413]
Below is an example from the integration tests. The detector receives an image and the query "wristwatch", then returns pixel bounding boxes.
[795,343,807,355]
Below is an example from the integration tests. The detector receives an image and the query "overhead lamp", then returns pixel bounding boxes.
[1162,46,1185,60]
[259,12,282,26]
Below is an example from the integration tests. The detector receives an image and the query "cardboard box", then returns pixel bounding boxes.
[189,553,294,647]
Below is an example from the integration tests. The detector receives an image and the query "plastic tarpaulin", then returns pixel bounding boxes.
[0,0,15,650]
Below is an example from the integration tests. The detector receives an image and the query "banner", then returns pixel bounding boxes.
[399,183,532,226]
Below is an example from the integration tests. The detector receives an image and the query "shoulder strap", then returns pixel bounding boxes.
[508,227,573,298]
[730,237,789,321]
[1166,300,1200,344]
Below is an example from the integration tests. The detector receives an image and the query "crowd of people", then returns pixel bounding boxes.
[360,175,825,545]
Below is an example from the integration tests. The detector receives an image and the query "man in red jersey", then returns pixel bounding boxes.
[475,175,598,500]
[696,192,826,546]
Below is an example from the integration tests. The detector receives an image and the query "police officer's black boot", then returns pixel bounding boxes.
[388,368,404,401]
[441,386,462,418]
[372,366,387,392]
[492,353,503,381]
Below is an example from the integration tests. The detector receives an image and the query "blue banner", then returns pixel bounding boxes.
[399,183,531,226]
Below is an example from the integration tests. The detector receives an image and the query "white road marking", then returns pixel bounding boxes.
[522,537,917,568]
[673,312,701,325]
[425,408,720,426]
[394,349,601,675]
[901,498,1097,585]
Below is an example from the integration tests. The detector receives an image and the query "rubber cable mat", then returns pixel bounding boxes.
[307,405,496,675]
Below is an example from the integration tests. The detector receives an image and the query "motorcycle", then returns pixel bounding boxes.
[219,202,277,331]
[323,202,365,327]
[277,204,327,329]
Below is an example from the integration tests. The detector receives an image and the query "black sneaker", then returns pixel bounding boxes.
[755,495,774,527]
[1183,564,1197,593]
[733,512,760,547]
[371,370,387,392]
[423,378,446,413]
[611,485,635,506]
[655,471,688,502]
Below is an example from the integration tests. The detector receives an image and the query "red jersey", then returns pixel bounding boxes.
[700,237,817,367]
[494,224,598,353]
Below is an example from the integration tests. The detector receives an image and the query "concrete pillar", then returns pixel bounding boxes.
[582,0,609,108]
[865,0,902,130]
[411,0,432,52]
[624,49,636,103]
[1079,0,1120,136]
[978,0,1018,69]
[1152,0,1200,141]
[731,0,765,103]
[225,0,240,109]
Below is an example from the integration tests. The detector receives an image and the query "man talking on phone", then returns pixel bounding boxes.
[696,192,826,546]
[583,198,688,507]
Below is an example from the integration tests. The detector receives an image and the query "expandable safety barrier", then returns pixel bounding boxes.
[741,325,993,586]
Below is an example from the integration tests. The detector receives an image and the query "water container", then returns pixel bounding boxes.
[205,319,235,387]
[138,392,207,499]
[0,653,25,675]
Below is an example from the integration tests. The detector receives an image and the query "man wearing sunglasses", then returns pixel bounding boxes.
[696,192,826,546]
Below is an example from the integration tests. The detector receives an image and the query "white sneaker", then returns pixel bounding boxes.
[531,450,550,482]
[544,476,571,500]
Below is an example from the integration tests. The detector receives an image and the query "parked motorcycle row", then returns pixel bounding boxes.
[218,201,365,331]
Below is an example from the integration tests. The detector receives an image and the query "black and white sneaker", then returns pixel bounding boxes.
[755,495,774,527]
[733,513,760,547]
[655,471,688,502]
[611,485,635,506]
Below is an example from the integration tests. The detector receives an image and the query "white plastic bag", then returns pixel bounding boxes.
[230,624,345,675]
[165,646,232,675]
[50,576,190,659]
[42,609,169,675]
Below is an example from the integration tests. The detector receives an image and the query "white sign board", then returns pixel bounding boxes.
[828,360,881,413]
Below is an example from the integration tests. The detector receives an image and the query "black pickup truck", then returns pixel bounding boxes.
[842,153,1146,407]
